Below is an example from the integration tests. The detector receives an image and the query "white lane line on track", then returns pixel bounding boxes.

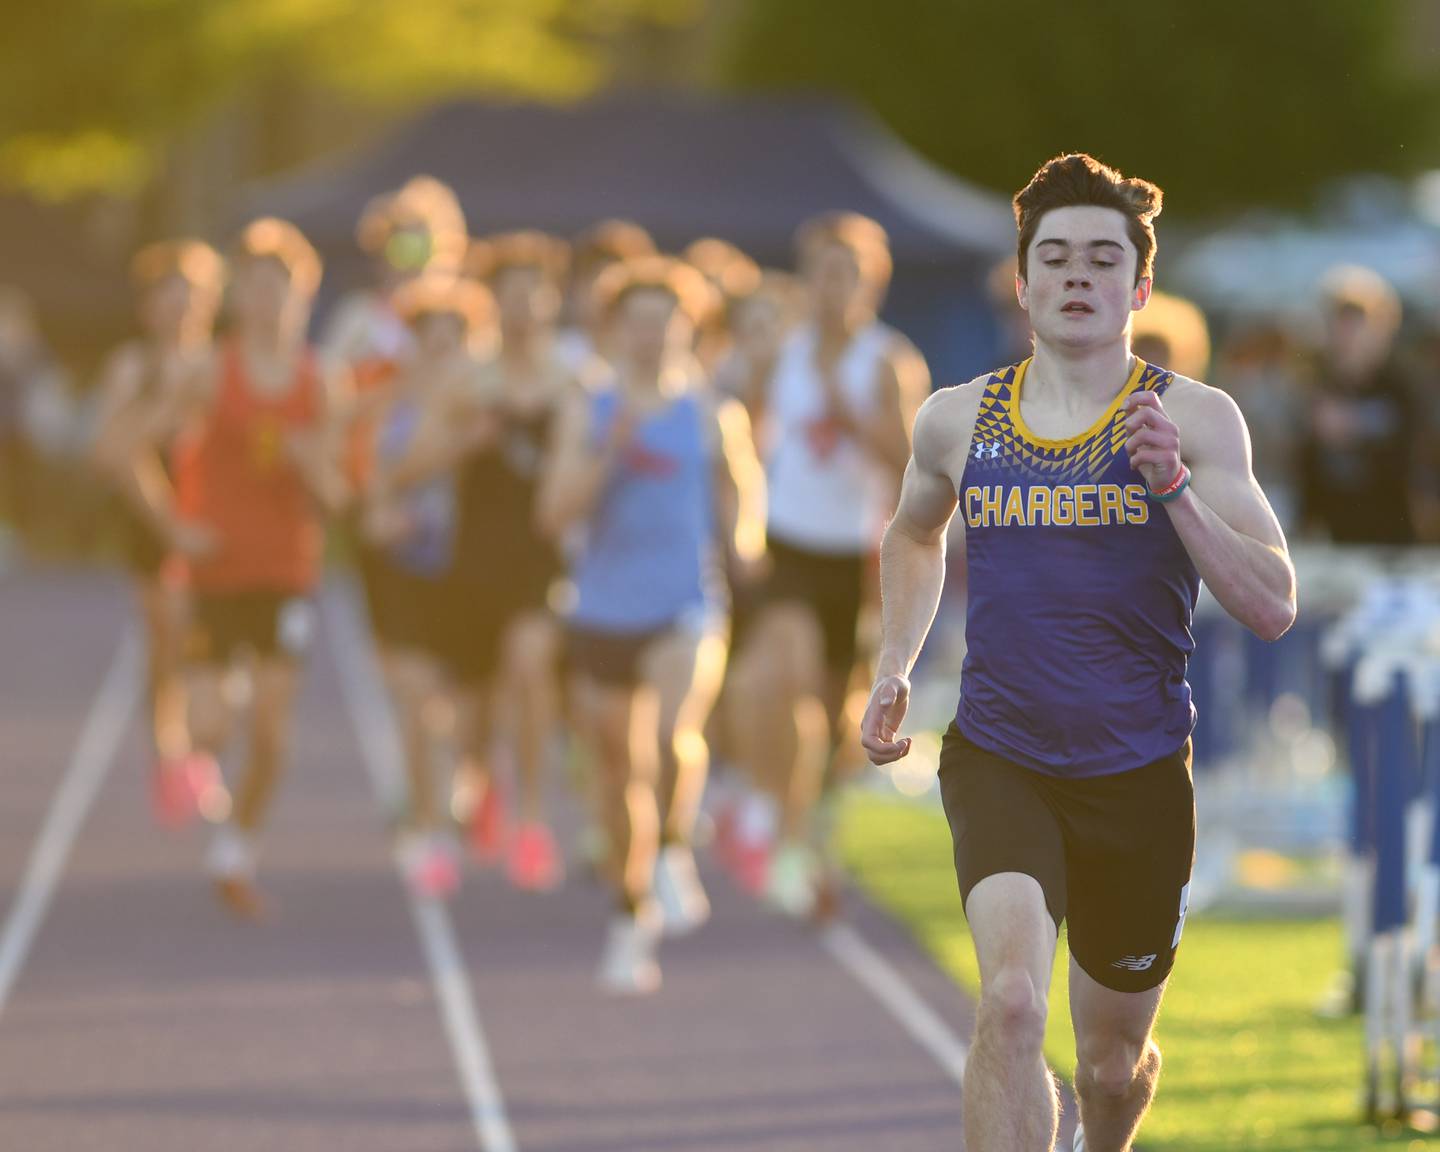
[323,581,517,1152]
[821,921,970,1086]
[0,627,139,1017]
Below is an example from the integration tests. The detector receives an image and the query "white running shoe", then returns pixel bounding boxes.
[597,906,662,995]
[206,824,257,880]
[654,844,710,936]
[206,825,265,919]
[764,840,818,919]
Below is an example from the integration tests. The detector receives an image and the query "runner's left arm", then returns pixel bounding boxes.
[1125,384,1296,641]
[285,360,352,515]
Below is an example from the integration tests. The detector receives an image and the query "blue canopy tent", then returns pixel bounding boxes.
[234,93,1015,383]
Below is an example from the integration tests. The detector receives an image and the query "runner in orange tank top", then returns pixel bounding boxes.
[128,218,348,918]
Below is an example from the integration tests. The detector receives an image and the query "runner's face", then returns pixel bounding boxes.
[415,311,465,358]
[141,275,194,339]
[496,266,558,331]
[807,242,864,323]
[233,257,295,331]
[1020,206,1148,350]
[577,260,618,330]
[618,288,689,370]
[1324,302,1390,375]
[734,293,784,361]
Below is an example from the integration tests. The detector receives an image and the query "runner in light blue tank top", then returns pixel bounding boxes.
[539,257,766,994]
[569,385,718,634]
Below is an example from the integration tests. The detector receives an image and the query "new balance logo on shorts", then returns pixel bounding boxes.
[1111,954,1158,972]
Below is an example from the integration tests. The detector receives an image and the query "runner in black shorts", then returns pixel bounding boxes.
[92,240,227,826]
[385,232,577,890]
[361,274,494,898]
[155,220,347,919]
[862,154,1297,1152]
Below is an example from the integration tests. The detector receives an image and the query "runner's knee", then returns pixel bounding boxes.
[979,966,1047,1052]
[1076,1035,1156,1098]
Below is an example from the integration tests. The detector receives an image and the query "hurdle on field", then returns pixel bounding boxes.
[1325,571,1440,1124]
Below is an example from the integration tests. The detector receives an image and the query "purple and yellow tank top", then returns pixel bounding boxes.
[955,357,1200,778]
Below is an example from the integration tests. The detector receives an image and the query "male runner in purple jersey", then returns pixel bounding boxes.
[861,154,1296,1152]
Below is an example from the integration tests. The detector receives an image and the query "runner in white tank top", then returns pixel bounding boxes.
[726,213,929,920]
[763,319,899,552]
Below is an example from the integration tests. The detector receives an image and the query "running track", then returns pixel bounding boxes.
[0,565,1081,1150]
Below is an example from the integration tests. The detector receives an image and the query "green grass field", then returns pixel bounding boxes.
[838,793,1431,1151]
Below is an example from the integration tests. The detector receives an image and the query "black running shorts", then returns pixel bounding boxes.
[565,623,672,689]
[761,536,868,675]
[187,591,314,665]
[359,553,449,661]
[938,722,1195,993]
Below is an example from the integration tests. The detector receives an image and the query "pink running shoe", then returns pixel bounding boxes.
[731,839,771,896]
[466,784,508,865]
[507,823,564,892]
[183,753,231,824]
[405,838,461,900]
[152,758,197,828]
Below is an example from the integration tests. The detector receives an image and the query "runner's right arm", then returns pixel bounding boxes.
[536,386,628,539]
[862,380,980,764]
[379,368,499,494]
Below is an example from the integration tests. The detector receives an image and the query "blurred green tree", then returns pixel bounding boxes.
[721,0,1440,216]
[0,0,699,200]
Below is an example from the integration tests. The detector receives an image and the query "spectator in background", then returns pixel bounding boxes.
[0,286,81,557]
[0,288,26,560]
[1211,322,1308,534]
[986,256,1033,365]
[1413,316,1440,542]
[1130,289,1211,381]
[1299,266,1418,544]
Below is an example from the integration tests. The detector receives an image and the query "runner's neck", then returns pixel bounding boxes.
[1027,340,1136,413]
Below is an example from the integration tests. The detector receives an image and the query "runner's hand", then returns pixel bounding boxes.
[362,499,409,546]
[861,674,912,765]
[1123,391,1183,493]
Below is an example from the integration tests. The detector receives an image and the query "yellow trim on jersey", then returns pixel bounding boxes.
[1006,356,1149,451]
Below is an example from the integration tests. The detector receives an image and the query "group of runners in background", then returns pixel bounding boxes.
[90,176,928,994]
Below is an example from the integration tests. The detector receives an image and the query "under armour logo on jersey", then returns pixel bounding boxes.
[1111,954,1158,972]
[973,440,1001,461]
